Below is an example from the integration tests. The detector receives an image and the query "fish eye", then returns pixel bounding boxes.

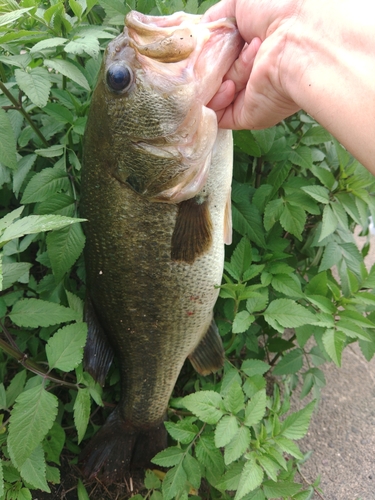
[106,63,133,92]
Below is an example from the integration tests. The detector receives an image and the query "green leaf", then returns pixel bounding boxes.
[144,469,161,489]
[271,274,303,298]
[225,237,252,280]
[301,185,330,204]
[0,215,85,246]
[322,328,346,366]
[244,389,267,426]
[234,457,264,500]
[35,145,65,157]
[264,299,316,328]
[279,203,306,241]
[19,445,49,492]
[152,447,184,467]
[319,204,338,241]
[256,454,280,482]
[216,462,243,491]
[30,37,68,53]
[0,8,32,27]
[44,103,74,124]
[77,479,90,500]
[273,349,304,376]
[232,202,266,248]
[241,359,270,377]
[164,419,198,444]
[47,223,85,281]
[0,108,17,169]
[215,415,239,447]
[74,388,91,444]
[195,435,224,479]
[252,128,276,154]
[0,460,3,498]
[280,400,315,440]
[8,385,58,467]
[22,165,69,204]
[64,35,100,58]
[162,463,187,500]
[224,425,250,465]
[246,290,269,313]
[233,130,261,157]
[182,391,224,424]
[274,436,304,459]
[44,59,90,90]
[233,310,254,334]
[15,68,52,108]
[300,125,332,145]
[263,199,284,231]
[263,480,302,498]
[182,453,201,489]
[10,298,80,328]
[289,146,313,169]
[2,262,32,290]
[223,381,245,414]
[46,322,87,371]
[43,422,65,465]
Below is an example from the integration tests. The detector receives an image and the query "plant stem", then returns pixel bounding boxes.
[0,81,49,147]
[0,327,79,390]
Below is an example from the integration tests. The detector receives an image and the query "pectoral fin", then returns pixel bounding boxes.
[171,195,212,264]
[84,297,114,386]
[188,318,225,375]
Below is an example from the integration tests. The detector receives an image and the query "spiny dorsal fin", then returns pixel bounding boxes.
[171,194,212,264]
[84,296,114,386]
[188,318,225,375]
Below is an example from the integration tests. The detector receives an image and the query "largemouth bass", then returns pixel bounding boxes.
[80,10,243,483]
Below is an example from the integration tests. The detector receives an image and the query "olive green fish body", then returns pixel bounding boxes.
[80,10,242,483]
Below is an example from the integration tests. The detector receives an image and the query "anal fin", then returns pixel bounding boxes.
[188,318,225,375]
[84,296,114,386]
[171,195,212,264]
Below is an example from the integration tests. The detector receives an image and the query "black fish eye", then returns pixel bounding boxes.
[106,64,133,92]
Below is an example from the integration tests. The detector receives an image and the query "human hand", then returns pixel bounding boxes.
[203,0,303,129]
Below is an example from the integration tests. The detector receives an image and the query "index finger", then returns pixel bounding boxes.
[201,0,236,22]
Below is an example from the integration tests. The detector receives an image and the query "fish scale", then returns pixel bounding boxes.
[79,10,243,483]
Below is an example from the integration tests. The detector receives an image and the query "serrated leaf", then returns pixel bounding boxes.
[263,199,284,231]
[273,349,304,376]
[215,415,239,447]
[44,103,74,124]
[164,419,198,444]
[301,185,330,204]
[234,457,263,500]
[256,454,280,482]
[241,359,270,377]
[35,145,65,158]
[300,125,332,145]
[279,203,306,240]
[15,68,52,108]
[280,400,315,440]
[289,146,313,169]
[232,201,266,248]
[264,299,316,328]
[30,37,68,53]
[271,274,303,298]
[10,298,80,327]
[144,470,161,490]
[0,8,32,27]
[252,128,276,154]
[224,425,250,465]
[263,480,302,498]
[195,435,224,479]
[224,381,244,414]
[8,385,58,467]
[152,446,184,467]
[64,35,100,58]
[244,389,267,426]
[274,436,304,459]
[322,328,346,366]
[47,223,85,281]
[2,262,32,290]
[216,462,243,491]
[162,464,187,500]
[0,108,17,169]
[182,453,201,489]
[246,290,268,313]
[43,422,65,465]
[46,322,87,371]
[319,204,338,241]
[19,445,49,492]
[74,388,90,444]
[182,391,224,424]
[233,130,261,157]
[233,310,254,334]
[44,58,90,90]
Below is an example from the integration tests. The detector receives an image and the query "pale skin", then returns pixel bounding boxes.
[203,0,375,173]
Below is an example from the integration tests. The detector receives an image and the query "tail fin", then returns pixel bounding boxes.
[80,408,167,484]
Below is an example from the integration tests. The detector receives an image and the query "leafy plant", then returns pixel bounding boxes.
[1,0,375,498]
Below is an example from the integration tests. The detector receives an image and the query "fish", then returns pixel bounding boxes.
[79,10,243,483]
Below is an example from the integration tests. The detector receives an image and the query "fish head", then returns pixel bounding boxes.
[88,11,243,200]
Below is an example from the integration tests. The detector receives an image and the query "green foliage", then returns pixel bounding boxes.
[0,0,375,498]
